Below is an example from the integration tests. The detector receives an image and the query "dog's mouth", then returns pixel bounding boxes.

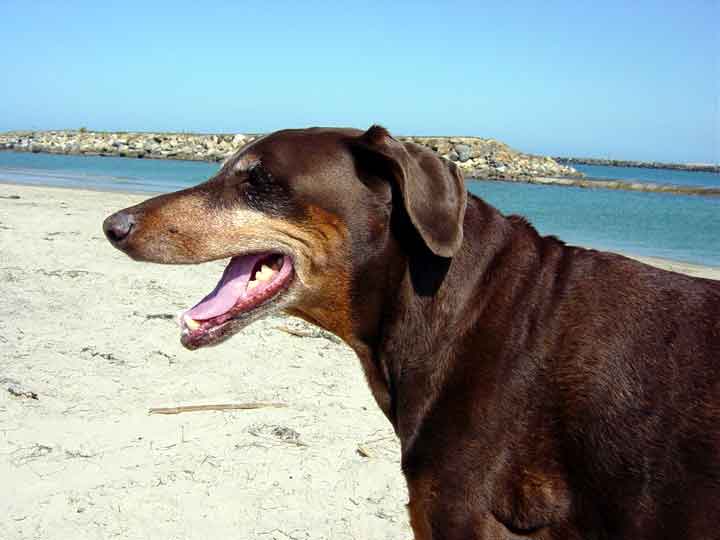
[178,252,294,349]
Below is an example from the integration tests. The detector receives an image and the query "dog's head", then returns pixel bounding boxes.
[103,126,467,349]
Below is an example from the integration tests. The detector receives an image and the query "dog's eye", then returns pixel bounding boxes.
[247,165,271,186]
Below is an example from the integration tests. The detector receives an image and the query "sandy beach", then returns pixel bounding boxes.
[1,183,718,540]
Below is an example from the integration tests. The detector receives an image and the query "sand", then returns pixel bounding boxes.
[1,183,718,540]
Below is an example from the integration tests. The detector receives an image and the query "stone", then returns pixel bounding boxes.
[454,144,472,162]
[435,141,452,155]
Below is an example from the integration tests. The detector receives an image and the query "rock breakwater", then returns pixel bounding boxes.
[0,130,581,181]
[556,156,720,174]
[400,135,582,180]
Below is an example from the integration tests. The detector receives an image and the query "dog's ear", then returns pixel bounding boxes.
[354,125,467,257]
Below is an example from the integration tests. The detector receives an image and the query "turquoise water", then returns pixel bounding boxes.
[574,163,720,188]
[469,180,719,266]
[0,151,718,266]
[0,151,218,193]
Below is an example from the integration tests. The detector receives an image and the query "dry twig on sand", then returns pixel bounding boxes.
[148,402,287,415]
[274,323,342,343]
[275,325,319,338]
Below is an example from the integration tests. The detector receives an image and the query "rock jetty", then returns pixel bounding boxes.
[0,130,581,181]
[556,156,719,174]
[530,176,720,197]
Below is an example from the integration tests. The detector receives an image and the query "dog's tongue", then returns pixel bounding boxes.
[185,254,265,320]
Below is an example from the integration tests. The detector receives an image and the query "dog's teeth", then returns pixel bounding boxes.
[257,264,275,281]
[184,316,200,330]
[247,279,260,291]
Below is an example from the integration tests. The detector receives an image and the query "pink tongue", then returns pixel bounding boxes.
[186,254,265,320]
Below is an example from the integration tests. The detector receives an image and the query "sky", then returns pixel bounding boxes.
[0,0,717,163]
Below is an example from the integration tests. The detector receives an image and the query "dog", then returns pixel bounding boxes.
[104,126,720,539]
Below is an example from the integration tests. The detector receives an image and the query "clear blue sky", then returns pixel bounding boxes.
[1,0,717,163]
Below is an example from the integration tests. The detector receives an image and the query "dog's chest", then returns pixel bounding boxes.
[406,450,573,538]
[401,397,573,537]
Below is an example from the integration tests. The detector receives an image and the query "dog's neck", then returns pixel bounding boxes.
[351,194,556,453]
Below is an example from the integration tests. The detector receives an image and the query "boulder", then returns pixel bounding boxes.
[454,144,472,162]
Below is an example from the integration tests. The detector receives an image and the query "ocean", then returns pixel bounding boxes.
[0,151,718,266]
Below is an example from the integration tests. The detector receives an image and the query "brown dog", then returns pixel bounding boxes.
[104,126,720,539]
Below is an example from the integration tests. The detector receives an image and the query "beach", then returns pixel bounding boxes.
[1,183,718,540]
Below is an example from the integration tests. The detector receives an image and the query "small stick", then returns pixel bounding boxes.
[149,402,286,415]
[275,324,341,344]
[275,325,314,338]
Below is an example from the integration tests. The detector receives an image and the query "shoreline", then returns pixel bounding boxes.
[3,181,718,277]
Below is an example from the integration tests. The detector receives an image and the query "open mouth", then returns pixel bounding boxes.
[179,252,294,349]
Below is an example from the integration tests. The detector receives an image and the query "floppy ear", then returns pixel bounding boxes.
[354,125,467,257]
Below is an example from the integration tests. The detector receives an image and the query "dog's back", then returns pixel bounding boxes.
[401,199,720,538]
[556,249,720,537]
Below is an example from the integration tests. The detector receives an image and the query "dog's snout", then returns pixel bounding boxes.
[103,211,135,245]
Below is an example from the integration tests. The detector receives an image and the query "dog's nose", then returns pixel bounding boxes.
[103,211,136,245]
